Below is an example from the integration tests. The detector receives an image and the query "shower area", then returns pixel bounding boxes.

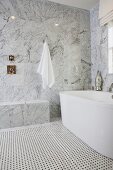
[0,0,91,129]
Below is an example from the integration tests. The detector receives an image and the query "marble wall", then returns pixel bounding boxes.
[90,4,113,91]
[0,0,91,118]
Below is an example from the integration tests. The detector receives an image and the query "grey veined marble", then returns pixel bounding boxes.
[0,0,91,118]
[90,4,113,91]
[0,100,50,129]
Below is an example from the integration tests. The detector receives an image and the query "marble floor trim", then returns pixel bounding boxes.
[0,121,113,170]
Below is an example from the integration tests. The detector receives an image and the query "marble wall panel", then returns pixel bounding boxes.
[90,4,113,91]
[0,0,91,118]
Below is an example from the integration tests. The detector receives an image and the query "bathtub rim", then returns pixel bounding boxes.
[60,90,113,107]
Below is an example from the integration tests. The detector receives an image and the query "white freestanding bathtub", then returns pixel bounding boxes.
[60,91,113,159]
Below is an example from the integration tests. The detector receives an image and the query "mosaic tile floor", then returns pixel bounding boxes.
[0,121,113,170]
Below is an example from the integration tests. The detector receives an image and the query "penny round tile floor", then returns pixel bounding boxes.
[0,121,113,170]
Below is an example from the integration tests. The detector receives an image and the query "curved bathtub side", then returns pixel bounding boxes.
[60,93,113,159]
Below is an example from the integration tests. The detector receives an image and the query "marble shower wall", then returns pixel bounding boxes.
[90,4,113,91]
[0,0,91,118]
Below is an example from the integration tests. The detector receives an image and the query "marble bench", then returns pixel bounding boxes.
[0,100,50,129]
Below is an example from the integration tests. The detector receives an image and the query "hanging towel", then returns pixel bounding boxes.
[37,41,55,89]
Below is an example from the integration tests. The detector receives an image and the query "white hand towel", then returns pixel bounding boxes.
[37,41,55,89]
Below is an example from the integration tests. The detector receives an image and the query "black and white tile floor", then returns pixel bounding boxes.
[0,121,113,170]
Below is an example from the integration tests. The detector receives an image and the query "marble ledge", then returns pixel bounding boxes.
[0,100,50,129]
